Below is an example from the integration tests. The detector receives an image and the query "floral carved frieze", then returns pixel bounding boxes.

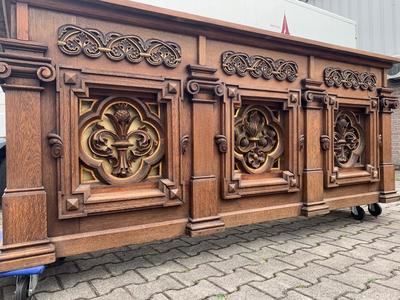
[57,25,182,68]
[234,105,283,174]
[221,51,298,82]
[79,96,164,184]
[333,111,365,168]
[324,67,376,91]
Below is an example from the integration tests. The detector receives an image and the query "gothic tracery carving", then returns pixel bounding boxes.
[333,111,365,168]
[234,105,283,174]
[57,25,181,68]
[221,51,298,82]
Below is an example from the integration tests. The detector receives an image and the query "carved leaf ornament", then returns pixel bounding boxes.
[80,97,164,184]
[234,105,283,174]
[57,25,182,68]
[333,111,365,168]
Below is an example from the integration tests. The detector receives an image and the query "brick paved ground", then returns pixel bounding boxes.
[1,182,400,299]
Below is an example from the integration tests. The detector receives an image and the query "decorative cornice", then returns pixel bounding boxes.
[57,24,182,68]
[324,67,376,91]
[221,51,298,82]
[301,79,335,109]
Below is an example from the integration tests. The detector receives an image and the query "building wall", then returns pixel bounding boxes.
[390,81,400,167]
[307,0,400,56]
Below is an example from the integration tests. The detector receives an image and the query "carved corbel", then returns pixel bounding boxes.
[283,171,297,188]
[186,65,224,99]
[159,179,180,200]
[180,135,190,155]
[367,164,379,179]
[320,135,330,151]
[47,133,63,159]
[215,135,227,153]
[378,88,399,113]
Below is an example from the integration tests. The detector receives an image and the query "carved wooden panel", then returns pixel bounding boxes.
[324,67,376,91]
[220,86,300,199]
[55,67,183,218]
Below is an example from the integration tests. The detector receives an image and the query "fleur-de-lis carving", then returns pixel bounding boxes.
[86,101,160,179]
[234,105,283,173]
[333,111,365,168]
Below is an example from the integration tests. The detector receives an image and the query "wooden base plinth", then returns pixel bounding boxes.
[379,191,400,203]
[186,216,225,237]
[301,201,330,217]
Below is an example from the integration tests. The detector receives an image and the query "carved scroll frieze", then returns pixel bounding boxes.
[333,111,365,168]
[324,67,376,91]
[47,133,64,158]
[79,96,164,184]
[57,25,182,68]
[222,51,298,82]
[234,105,283,174]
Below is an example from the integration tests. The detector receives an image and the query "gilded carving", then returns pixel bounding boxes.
[221,51,298,82]
[234,105,283,174]
[324,67,376,91]
[57,25,182,68]
[334,111,365,168]
[80,96,164,184]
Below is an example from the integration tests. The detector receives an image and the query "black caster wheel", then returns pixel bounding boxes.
[15,275,30,300]
[351,206,365,220]
[368,203,382,217]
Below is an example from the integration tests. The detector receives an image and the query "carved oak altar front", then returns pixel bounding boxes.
[0,0,398,272]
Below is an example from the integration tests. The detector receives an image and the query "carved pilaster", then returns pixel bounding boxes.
[0,38,56,272]
[185,64,225,236]
[301,79,330,216]
[377,88,400,202]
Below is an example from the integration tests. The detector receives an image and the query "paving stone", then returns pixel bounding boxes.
[150,239,191,253]
[91,269,145,294]
[366,226,398,236]
[241,246,285,263]
[42,261,79,277]
[283,290,314,300]
[250,272,311,298]
[105,256,152,275]
[90,246,130,258]
[264,232,299,243]
[245,258,297,279]
[208,268,264,292]
[338,244,387,262]
[314,253,360,272]
[144,248,188,265]
[294,234,334,246]
[35,276,61,293]
[303,243,345,258]
[268,240,312,254]
[378,247,400,262]
[375,271,400,290]
[125,275,183,299]
[178,240,220,256]
[175,251,222,269]
[34,282,96,300]
[75,253,121,271]
[275,249,324,267]
[288,227,321,237]
[92,287,133,300]
[326,236,369,249]
[209,244,252,259]
[349,231,383,242]
[355,256,400,276]
[114,245,158,261]
[58,265,111,289]
[164,279,225,300]
[362,239,400,252]
[208,235,247,248]
[136,260,187,281]
[296,277,360,300]
[234,229,270,241]
[170,264,223,286]
[211,285,274,300]
[346,283,400,300]
[285,262,341,284]
[379,235,400,244]
[210,254,258,273]
[238,237,276,251]
[149,293,170,300]
[328,266,386,289]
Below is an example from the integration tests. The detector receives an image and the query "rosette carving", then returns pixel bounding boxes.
[57,25,181,68]
[234,105,283,173]
[334,111,365,168]
[221,51,298,82]
[80,96,164,184]
[324,67,376,91]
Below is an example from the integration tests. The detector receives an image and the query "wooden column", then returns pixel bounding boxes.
[378,88,399,203]
[301,79,330,216]
[185,64,225,236]
[0,38,56,272]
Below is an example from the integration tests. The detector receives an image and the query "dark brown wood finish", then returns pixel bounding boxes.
[0,0,398,272]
